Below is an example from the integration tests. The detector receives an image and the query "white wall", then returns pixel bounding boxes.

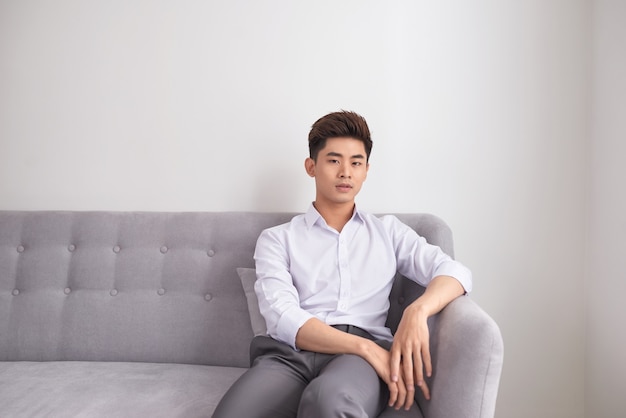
[0,1,595,417]
[586,1,626,417]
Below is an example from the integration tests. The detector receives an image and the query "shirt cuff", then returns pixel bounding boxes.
[433,260,473,294]
[275,306,315,350]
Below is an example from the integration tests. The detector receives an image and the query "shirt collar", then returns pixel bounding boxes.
[304,203,365,230]
[304,203,322,229]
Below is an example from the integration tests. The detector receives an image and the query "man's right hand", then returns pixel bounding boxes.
[361,340,414,411]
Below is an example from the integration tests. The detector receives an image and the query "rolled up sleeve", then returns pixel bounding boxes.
[432,259,473,294]
[386,215,473,294]
[254,229,314,350]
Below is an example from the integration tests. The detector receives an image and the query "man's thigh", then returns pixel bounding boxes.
[298,353,388,418]
[212,354,308,418]
[213,336,317,418]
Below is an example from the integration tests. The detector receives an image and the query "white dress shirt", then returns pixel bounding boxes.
[254,204,472,350]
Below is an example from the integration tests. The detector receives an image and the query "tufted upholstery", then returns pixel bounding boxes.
[0,211,502,417]
[1,211,294,367]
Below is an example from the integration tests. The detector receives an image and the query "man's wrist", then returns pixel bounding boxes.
[357,338,380,361]
[407,299,433,320]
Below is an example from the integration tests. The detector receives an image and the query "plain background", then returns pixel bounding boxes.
[1,1,624,417]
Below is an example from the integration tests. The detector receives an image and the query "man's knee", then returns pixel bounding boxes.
[213,357,306,418]
[298,378,368,418]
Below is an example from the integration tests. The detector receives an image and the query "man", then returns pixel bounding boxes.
[213,111,472,417]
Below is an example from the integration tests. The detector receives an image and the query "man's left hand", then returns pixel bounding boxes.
[390,303,432,403]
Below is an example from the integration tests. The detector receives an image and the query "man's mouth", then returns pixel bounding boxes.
[336,184,353,192]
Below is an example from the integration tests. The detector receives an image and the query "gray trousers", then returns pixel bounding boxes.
[212,325,400,418]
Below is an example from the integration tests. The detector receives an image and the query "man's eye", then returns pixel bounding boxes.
[352,162,362,166]
[329,159,339,164]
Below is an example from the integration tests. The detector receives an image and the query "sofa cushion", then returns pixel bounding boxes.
[0,361,246,417]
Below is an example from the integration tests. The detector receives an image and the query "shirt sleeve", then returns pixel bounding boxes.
[253,228,314,350]
[384,216,473,293]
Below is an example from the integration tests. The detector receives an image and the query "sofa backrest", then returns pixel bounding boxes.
[0,211,454,368]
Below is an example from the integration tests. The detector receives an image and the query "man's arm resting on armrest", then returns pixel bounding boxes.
[295,318,412,411]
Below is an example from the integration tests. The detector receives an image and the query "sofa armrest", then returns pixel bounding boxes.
[418,296,504,418]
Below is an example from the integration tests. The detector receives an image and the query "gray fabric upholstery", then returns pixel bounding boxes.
[0,361,245,417]
[237,267,267,336]
[0,211,503,417]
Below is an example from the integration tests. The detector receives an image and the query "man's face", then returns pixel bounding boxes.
[305,137,369,208]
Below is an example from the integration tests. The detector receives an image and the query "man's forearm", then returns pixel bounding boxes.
[409,275,465,317]
[295,317,372,356]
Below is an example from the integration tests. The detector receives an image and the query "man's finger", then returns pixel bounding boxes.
[388,381,398,407]
[418,379,431,401]
[393,369,408,410]
[404,382,415,410]
[412,349,423,387]
[402,354,414,390]
[423,342,432,378]
[413,349,431,400]
[390,346,402,382]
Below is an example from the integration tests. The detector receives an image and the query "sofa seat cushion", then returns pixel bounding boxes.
[0,361,246,417]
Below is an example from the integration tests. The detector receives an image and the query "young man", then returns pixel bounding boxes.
[213,111,472,418]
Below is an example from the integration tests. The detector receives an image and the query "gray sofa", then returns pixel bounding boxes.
[0,211,503,417]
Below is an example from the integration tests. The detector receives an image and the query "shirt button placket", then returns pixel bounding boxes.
[337,235,351,312]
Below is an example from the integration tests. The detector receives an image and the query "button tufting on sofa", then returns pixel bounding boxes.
[0,211,503,418]
[160,246,168,254]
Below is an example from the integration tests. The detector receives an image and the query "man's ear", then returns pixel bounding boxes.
[304,157,316,177]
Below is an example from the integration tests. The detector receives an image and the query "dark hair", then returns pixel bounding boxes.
[308,111,373,161]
